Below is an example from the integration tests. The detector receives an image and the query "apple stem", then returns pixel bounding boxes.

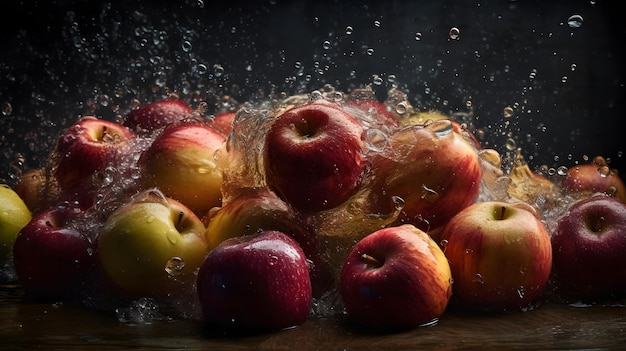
[360,253,382,268]
[177,211,184,226]
[499,206,506,220]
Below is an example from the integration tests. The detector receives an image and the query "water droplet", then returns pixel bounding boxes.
[597,165,610,177]
[366,48,375,56]
[395,102,408,114]
[345,26,353,35]
[374,20,381,28]
[391,196,405,211]
[165,257,185,276]
[364,128,388,152]
[268,254,279,265]
[567,14,584,28]
[431,120,454,137]
[415,32,422,41]
[571,63,577,71]
[503,106,514,118]
[420,185,440,203]
[449,27,460,40]
[557,166,568,176]
[2,101,13,116]
[322,40,331,50]
[465,248,474,254]
[372,75,383,86]
[505,138,517,151]
[473,273,484,284]
[181,40,192,52]
[439,239,448,252]
[561,76,568,83]
[166,230,178,244]
[517,286,526,299]
[213,64,225,77]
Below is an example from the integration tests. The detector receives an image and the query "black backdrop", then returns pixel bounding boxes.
[1,0,625,184]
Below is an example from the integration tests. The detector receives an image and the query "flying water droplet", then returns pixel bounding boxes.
[165,257,185,276]
[567,14,584,28]
[449,27,460,40]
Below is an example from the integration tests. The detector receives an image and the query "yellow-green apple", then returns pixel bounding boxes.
[0,185,32,262]
[550,194,626,301]
[197,230,312,332]
[366,119,482,238]
[96,190,209,298]
[561,157,626,203]
[263,101,366,212]
[339,224,452,331]
[123,97,195,133]
[203,187,331,297]
[12,204,93,300]
[439,201,552,311]
[139,121,226,216]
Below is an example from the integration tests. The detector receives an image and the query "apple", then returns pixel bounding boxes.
[439,201,552,312]
[197,230,312,332]
[263,101,366,212]
[139,121,226,216]
[96,189,209,298]
[51,116,135,192]
[339,224,452,331]
[0,184,32,262]
[561,157,626,203]
[203,187,332,297]
[14,168,50,214]
[550,194,626,301]
[12,204,94,300]
[123,97,195,133]
[210,111,237,137]
[366,119,482,237]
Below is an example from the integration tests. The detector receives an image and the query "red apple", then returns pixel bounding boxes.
[550,194,626,301]
[14,168,50,214]
[439,201,552,312]
[96,190,209,298]
[561,157,626,203]
[203,187,332,297]
[366,119,482,237]
[124,97,195,133]
[197,230,312,332]
[51,116,135,193]
[340,224,452,331]
[210,111,236,137]
[263,101,366,212]
[12,204,94,300]
[139,121,226,216]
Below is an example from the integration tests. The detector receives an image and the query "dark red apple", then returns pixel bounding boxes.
[12,204,94,300]
[124,97,195,133]
[439,201,552,312]
[263,101,366,212]
[51,116,135,192]
[561,157,626,203]
[550,194,626,301]
[197,230,312,332]
[340,224,452,331]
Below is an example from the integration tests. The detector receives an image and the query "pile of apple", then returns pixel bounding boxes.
[1,86,626,333]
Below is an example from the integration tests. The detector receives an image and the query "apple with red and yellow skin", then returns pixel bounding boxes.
[12,204,93,300]
[96,190,209,298]
[366,119,482,237]
[139,121,226,216]
[340,224,452,331]
[52,116,135,191]
[561,158,626,203]
[439,201,552,312]
[0,185,32,263]
[203,187,332,297]
[197,230,312,333]
[550,194,626,301]
[263,101,366,213]
[124,97,195,133]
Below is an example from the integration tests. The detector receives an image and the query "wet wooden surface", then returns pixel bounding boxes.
[1,284,625,350]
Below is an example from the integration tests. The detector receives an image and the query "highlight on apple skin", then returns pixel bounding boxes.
[550,194,626,301]
[196,230,312,333]
[339,224,452,331]
[439,201,553,312]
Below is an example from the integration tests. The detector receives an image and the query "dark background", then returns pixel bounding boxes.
[1,0,625,185]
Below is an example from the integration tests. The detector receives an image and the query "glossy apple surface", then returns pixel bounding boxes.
[340,224,452,331]
[52,116,135,192]
[561,157,626,203]
[197,230,312,332]
[12,204,93,300]
[140,122,225,216]
[0,185,32,262]
[210,111,236,137]
[263,101,366,212]
[439,201,552,311]
[96,190,209,297]
[124,97,195,133]
[367,119,482,236]
[550,194,626,300]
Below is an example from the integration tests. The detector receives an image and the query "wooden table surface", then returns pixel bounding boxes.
[1,284,625,350]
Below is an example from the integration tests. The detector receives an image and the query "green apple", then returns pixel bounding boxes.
[0,184,32,261]
[96,190,209,297]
